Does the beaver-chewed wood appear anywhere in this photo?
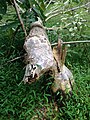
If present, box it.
[23,21,74,94]
[23,21,56,84]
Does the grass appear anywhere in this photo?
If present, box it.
[0,4,90,120]
[0,46,90,120]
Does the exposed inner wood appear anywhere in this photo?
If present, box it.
[23,21,74,94]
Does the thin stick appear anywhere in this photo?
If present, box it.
[13,0,27,37]
[51,40,90,46]
[7,55,25,63]
[0,55,25,68]
[18,80,23,86]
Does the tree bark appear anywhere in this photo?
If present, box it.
[23,21,55,83]
[23,21,74,94]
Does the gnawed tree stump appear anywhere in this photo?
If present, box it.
[23,21,74,94]
[23,21,56,84]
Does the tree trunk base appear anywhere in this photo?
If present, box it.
[23,21,74,94]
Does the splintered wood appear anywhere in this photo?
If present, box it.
[23,21,74,94]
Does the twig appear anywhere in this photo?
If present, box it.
[18,80,23,86]
[51,40,90,46]
[13,0,27,37]
[7,55,25,63]
[0,55,25,69]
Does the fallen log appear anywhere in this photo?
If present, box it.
[23,21,74,94]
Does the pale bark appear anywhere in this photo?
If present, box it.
[23,21,55,84]
[23,21,74,94]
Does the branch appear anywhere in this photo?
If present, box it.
[13,0,27,37]
[51,40,90,46]
[7,55,25,63]
[0,55,25,69]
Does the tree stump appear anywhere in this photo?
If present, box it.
[23,21,56,84]
[23,21,74,94]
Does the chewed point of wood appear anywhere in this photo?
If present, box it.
[23,21,74,94]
